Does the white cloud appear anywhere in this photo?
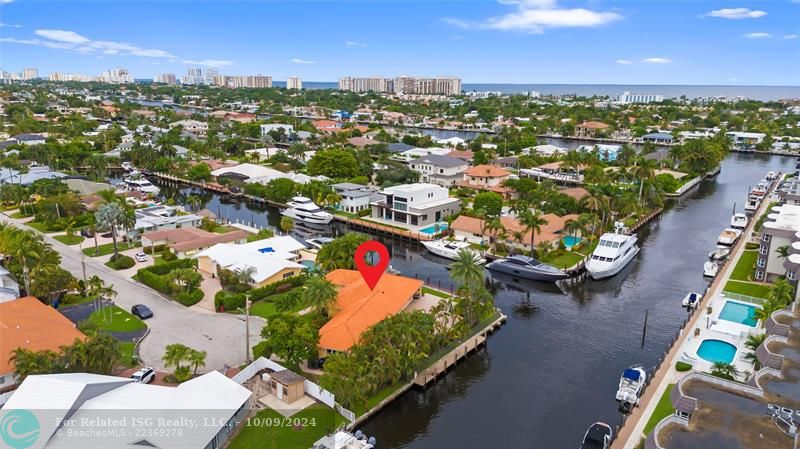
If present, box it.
[291,58,315,64]
[703,8,767,19]
[181,59,233,67]
[783,34,798,40]
[616,59,633,65]
[641,57,672,64]
[742,32,772,39]
[443,0,622,34]
[3,28,233,66]
[0,22,22,28]
[0,0,15,4]
[35,29,90,44]
[345,41,367,47]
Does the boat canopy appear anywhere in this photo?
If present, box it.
[622,368,641,381]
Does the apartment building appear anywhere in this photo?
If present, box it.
[370,183,461,228]
[616,91,664,104]
[338,75,461,96]
[286,76,303,89]
[756,203,800,282]
[154,73,177,84]
[221,75,272,88]
[22,68,38,80]
[338,76,388,93]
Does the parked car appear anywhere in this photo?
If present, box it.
[80,228,95,238]
[131,366,155,384]
[131,304,153,319]
[135,253,148,263]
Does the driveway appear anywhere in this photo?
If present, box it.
[1,213,266,372]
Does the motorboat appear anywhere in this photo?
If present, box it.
[703,261,719,278]
[717,228,742,246]
[752,181,769,197]
[485,255,567,282]
[744,193,761,212]
[281,196,333,225]
[579,422,613,449]
[306,237,334,250]
[312,430,375,449]
[121,161,135,172]
[421,239,485,264]
[586,223,639,280]
[122,176,160,195]
[730,213,748,229]
[387,265,401,275]
[708,247,731,261]
[765,171,778,181]
[615,365,646,412]
[682,292,701,308]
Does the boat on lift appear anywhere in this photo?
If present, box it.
[703,261,719,278]
[717,228,742,246]
[708,247,731,261]
[615,365,647,413]
[579,422,613,449]
[682,292,701,308]
[730,213,748,229]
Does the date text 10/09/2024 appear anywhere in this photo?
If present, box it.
[246,416,318,428]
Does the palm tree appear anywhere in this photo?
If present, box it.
[767,278,793,307]
[162,343,191,370]
[450,249,484,289]
[187,349,207,375]
[632,158,658,207]
[186,195,202,212]
[518,210,548,255]
[743,333,767,370]
[711,362,739,380]
[279,216,294,234]
[302,276,339,316]
[234,265,257,286]
[536,241,553,260]
[95,202,124,259]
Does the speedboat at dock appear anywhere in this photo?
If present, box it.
[615,365,646,413]
[682,292,701,308]
[708,247,731,261]
[717,228,742,246]
[730,213,748,229]
[703,261,719,278]
[579,422,613,449]
[421,239,485,264]
[485,255,567,282]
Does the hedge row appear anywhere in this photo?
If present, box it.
[105,254,135,270]
[137,270,172,294]
[214,275,308,311]
[175,290,204,306]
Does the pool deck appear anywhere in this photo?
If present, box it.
[615,177,779,449]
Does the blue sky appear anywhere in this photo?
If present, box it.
[0,1,798,85]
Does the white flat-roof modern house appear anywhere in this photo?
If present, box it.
[170,119,208,137]
[370,183,461,228]
[726,131,766,151]
[330,182,382,214]
[129,205,203,240]
[195,236,306,288]
[1,371,251,449]
[260,123,294,137]
[409,154,469,186]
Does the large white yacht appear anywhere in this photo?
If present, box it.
[586,223,639,280]
[421,239,485,264]
[122,176,160,195]
[281,196,333,225]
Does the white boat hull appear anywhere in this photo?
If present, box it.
[587,246,640,280]
[281,209,333,225]
[421,241,485,264]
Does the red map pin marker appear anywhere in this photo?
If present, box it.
[354,240,390,291]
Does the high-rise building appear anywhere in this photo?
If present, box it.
[616,91,664,104]
[154,73,177,84]
[339,75,461,96]
[338,76,388,93]
[218,75,272,88]
[49,72,94,82]
[182,68,204,85]
[203,68,219,85]
[22,68,38,80]
[286,77,302,90]
[99,68,133,84]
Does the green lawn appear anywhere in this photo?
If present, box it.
[249,301,278,319]
[730,251,757,281]
[212,225,238,234]
[27,221,57,233]
[53,234,85,245]
[85,305,147,333]
[352,383,405,417]
[643,384,676,435]
[119,341,138,368]
[82,241,142,257]
[227,404,345,449]
[10,210,33,219]
[541,238,598,270]
[422,286,451,299]
[724,281,773,299]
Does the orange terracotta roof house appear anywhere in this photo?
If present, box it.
[451,213,578,247]
[463,164,510,178]
[575,121,611,138]
[457,164,515,199]
[0,296,85,385]
[141,227,248,255]
[560,187,591,201]
[318,270,423,355]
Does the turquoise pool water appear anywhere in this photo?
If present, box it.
[697,339,737,364]
[300,260,318,270]
[419,222,449,235]
[719,301,758,327]
[562,235,582,248]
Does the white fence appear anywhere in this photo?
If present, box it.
[231,357,354,422]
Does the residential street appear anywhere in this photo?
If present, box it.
[1,213,265,372]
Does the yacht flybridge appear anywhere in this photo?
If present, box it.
[586,222,639,280]
[281,196,333,225]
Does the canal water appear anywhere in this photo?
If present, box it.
[149,153,794,449]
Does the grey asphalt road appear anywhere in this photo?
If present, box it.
[1,213,265,372]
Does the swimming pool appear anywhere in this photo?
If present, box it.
[697,339,737,364]
[419,222,449,235]
[719,300,759,327]
[562,235,582,248]
[300,260,319,270]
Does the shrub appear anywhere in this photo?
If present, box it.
[252,341,270,359]
[161,249,177,261]
[745,242,759,250]
[675,361,692,372]
[143,244,167,255]
[357,209,371,217]
[174,366,193,383]
[137,270,172,293]
[248,275,306,301]
[215,290,245,311]
[105,254,135,270]
[174,289,203,306]
[141,258,196,275]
